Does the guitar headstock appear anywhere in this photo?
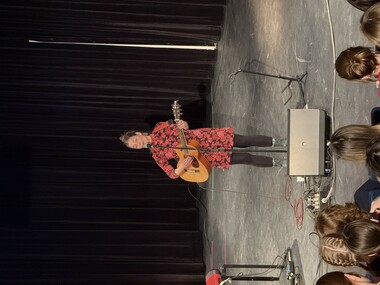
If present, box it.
[171,100,182,122]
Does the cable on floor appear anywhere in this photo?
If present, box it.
[285,176,304,230]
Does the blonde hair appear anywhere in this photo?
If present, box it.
[335,46,378,80]
[330,124,380,161]
[315,203,369,237]
[361,3,380,46]
[320,234,359,266]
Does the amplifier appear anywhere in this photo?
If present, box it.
[288,109,326,176]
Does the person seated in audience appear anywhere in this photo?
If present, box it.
[320,233,380,277]
[316,271,379,285]
[320,234,364,267]
[320,232,380,275]
[342,219,380,258]
[347,0,380,11]
[329,124,380,161]
[329,130,380,214]
[361,3,380,47]
[335,46,380,81]
[315,203,370,237]
[355,137,380,213]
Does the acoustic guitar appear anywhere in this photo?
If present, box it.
[171,100,212,182]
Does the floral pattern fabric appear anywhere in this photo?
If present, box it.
[149,121,234,179]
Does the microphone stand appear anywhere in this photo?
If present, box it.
[232,69,307,106]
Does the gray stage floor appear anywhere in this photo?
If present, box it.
[200,1,380,285]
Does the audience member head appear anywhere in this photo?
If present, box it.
[316,271,374,285]
[329,124,380,161]
[361,3,380,46]
[320,234,360,266]
[366,137,380,177]
[347,0,380,11]
[343,219,380,256]
[335,46,378,81]
[315,203,369,237]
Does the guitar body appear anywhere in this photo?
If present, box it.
[171,100,212,182]
[175,139,212,182]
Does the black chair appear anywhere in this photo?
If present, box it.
[371,107,380,125]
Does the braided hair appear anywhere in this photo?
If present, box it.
[320,234,359,266]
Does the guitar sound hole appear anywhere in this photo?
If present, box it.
[191,158,199,168]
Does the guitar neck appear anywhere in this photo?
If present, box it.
[178,129,188,148]
[175,121,189,154]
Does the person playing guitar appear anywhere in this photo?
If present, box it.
[119,101,286,182]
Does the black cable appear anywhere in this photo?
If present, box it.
[187,183,212,253]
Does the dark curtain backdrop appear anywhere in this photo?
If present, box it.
[0,0,225,45]
[0,1,225,284]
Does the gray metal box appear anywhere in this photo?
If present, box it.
[288,109,326,176]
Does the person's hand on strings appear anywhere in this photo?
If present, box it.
[175,156,193,175]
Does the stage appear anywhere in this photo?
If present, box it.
[199,1,376,284]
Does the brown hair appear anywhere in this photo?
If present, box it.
[119,130,149,148]
[315,203,369,237]
[361,3,380,46]
[316,271,354,285]
[366,137,380,177]
[329,124,380,161]
[343,219,380,256]
[320,234,360,266]
[335,46,378,80]
[347,0,380,11]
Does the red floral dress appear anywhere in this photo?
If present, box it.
[149,121,234,179]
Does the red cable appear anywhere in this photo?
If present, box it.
[284,176,304,230]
